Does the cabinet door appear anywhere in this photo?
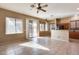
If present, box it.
[70,21,76,29]
[77,21,79,28]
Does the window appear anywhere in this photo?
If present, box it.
[40,24,45,31]
[6,17,23,34]
[50,24,55,30]
[6,17,16,34]
[15,19,23,33]
[45,23,48,31]
[40,23,49,31]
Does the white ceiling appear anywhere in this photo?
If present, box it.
[0,3,79,20]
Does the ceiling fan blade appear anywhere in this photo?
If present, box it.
[40,8,46,12]
[38,3,41,7]
[30,5,35,8]
[41,4,48,8]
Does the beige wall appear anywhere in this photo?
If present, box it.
[71,15,79,21]
[60,17,70,23]
[0,8,41,43]
[48,19,56,24]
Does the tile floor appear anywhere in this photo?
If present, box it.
[0,37,79,55]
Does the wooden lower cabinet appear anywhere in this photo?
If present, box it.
[39,31,51,37]
[69,32,79,39]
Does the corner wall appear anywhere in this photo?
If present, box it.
[0,8,41,43]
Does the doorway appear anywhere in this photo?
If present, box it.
[28,20,38,38]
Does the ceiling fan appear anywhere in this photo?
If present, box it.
[30,3,48,13]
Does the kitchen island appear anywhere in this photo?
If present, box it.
[51,30,69,42]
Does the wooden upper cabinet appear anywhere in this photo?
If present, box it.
[70,21,76,29]
[70,20,79,30]
[70,20,79,39]
[76,21,79,29]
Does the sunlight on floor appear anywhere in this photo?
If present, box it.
[19,41,50,51]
